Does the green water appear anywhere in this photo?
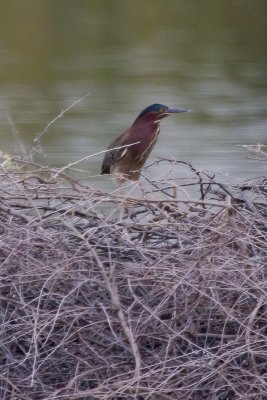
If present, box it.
[0,0,266,190]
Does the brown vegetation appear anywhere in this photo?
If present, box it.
[0,156,266,400]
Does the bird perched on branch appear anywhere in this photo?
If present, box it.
[101,103,188,185]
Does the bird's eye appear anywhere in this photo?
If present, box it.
[159,108,165,113]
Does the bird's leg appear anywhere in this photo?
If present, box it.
[137,180,146,199]
[115,177,132,219]
[119,201,129,220]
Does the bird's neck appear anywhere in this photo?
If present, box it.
[133,113,161,129]
[131,117,160,142]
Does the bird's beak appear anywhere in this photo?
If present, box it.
[167,108,190,114]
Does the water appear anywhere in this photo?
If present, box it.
[0,0,266,191]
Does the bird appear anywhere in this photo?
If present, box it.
[101,103,188,185]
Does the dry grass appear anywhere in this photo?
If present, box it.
[0,156,266,400]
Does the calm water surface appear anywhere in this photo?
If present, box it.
[0,1,266,190]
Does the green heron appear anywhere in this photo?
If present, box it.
[101,103,188,185]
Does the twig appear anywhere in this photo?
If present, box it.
[115,194,232,209]
[52,142,140,179]
[22,93,90,159]
[6,112,26,156]
[90,244,142,380]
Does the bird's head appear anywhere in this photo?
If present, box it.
[135,103,189,123]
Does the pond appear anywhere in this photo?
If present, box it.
[0,0,266,191]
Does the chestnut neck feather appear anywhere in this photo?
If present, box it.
[131,115,160,140]
[133,112,166,126]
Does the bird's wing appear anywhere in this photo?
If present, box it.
[101,131,133,175]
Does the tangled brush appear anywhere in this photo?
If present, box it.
[0,156,266,400]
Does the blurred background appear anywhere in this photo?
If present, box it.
[0,0,266,189]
